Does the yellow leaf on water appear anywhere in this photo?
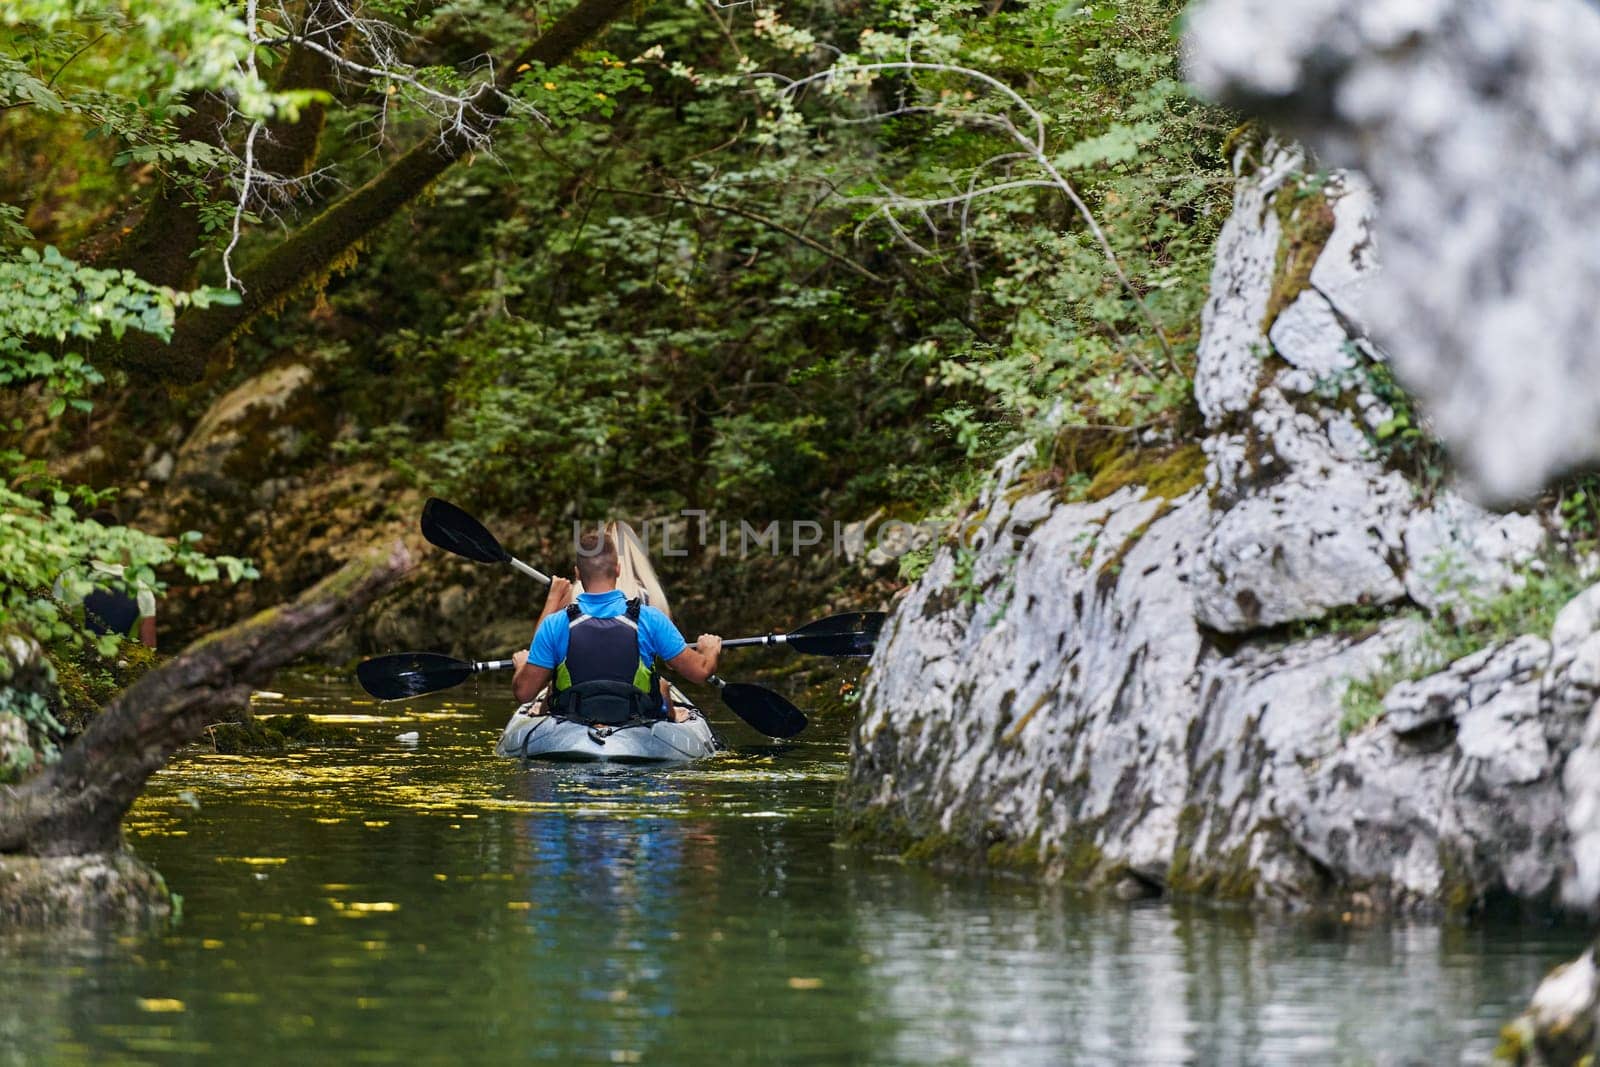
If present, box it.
[137,998,186,1013]
[787,977,823,990]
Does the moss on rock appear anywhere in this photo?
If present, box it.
[1087,444,1206,502]
[205,712,357,754]
[49,640,160,735]
[1262,178,1337,332]
[0,852,172,928]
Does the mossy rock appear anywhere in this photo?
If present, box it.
[1262,177,1337,333]
[205,712,357,755]
[0,852,172,928]
[1086,443,1206,502]
[49,639,160,735]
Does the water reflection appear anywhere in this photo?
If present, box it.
[836,867,1587,1066]
[0,685,1584,1065]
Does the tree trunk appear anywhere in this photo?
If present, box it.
[253,0,348,182]
[95,92,229,288]
[99,3,347,291]
[120,0,644,380]
[0,540,414,857]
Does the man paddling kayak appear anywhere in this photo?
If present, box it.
[511,529,723,724]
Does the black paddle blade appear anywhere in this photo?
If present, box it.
[786,611,886,657]
[719,683,808,739]
[421,497,511,565]
[785,630,879,657]
[792,611,886,638]
[357,651,475,700]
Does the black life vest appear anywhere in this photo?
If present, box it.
[83,587,140,637]
[550,597,663,725]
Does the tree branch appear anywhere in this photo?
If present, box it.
[598,185,889,285]
[122,0,643,380]
[0,541,415,857]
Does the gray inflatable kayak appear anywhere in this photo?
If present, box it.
[496,697,720,763]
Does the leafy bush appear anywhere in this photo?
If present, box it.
[0,243,255,648]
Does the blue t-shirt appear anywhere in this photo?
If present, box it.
[528,589,688,670]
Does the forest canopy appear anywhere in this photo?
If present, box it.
[1,0,1231,657]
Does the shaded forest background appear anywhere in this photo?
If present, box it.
[1,0,1231,750]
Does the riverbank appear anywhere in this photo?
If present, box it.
[840,137,1594,918]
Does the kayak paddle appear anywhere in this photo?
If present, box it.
[707,676,807,738]
[356,650,810,739]
[414,499,814,736]
[721,611,885,658]
[421,497,550,583]
[356,651,516,701]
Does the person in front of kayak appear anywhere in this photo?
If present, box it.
[510,529,722,724]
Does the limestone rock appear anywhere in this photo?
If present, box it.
[1189,143,1415,632]
[1186,0,1600,505]
[1498,947,1600,1067]
[1402,492,1546,612]
[846,456,1591,911]
[1192,143,1297,424]
[845,130,1586,917]
[170,363,317,494]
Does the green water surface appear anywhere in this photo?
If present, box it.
[0,680,1587,1065]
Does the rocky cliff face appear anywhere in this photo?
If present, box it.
[1179,4,1600,1054]
[842,138,1594,915]
[1185,0,1600,507]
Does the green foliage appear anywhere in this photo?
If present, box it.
[0,244,234,416]
[0,243,251,647]
[1339,560,1592,736]
[2,0,320,122]
[949,546,981,605]
[0,687,63,782]
[511,52,648,126]
[46,633,157,733]
[1316,348,1447,485]
[3,0,1235,645]
[316,0,1229,531]
[1556,474,1600,549]
[1338,651,1417,737]
[0,476,258,652]
[897,545,935,582]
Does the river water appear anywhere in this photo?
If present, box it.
[0,680,1587,1065]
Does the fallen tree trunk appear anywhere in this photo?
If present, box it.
[0,540,413,857]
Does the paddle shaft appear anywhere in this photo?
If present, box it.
[721,634,794,649]
[509,558,550,583]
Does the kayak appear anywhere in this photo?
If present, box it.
[493,519,722,763]
[495,693,720,764]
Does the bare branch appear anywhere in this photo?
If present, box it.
[761,59,1179,374]
[598,185,889,284]
[212,0,552,291]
